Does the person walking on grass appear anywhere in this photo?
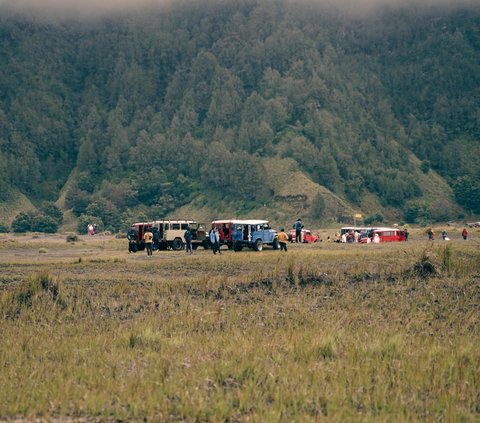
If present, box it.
[278,228,289,252]
[462,227,468,240]
[184,225,193,254]
[143,227,153,257]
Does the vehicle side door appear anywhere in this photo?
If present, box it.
[381,231,392,242]
[254,224,272,243]
[250,225,261,243]
[232,224,243,241]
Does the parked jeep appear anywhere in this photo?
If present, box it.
[127,220,207,252]
[127,222,152,252]
[212,219,279,252]
[151,219,208,250]
[288,228,319,243]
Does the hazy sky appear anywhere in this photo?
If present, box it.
[0,0,476,19]
[0,0,166,18]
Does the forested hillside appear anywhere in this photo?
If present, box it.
[0,0,479,232]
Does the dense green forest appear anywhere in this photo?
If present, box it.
[0,0,479,232]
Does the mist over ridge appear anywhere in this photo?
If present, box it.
[0,0,478,20]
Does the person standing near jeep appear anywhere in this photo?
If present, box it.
[293,218,303,243]
[184,225,193,254]
[278,228,289,252]
[209,226,221,254]
[152,227,160,250]
[143,228,153,257]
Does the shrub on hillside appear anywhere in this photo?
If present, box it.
[404,201,431,224]
[65,187,91,216]
[11,211,58,233]
[32,215,58,233]
[11,212,33,232]
[311,193,326,219]
[364,213,384,225]
[453,175,480,214]
[39,201,64,224]
[421,160,431,174]
[85,199,120,231]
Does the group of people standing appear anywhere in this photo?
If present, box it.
[139,220,473,257]
[141,219,302,257]
[431,227,469,241]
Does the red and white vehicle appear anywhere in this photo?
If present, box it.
[289,228,319,243]
[360,227,406,243]
[340,226,374,236]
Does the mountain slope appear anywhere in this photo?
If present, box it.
[0,0,479,230]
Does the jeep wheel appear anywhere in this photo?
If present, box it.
[202,239,211,250]
[272,238,280,250]
[254,239,263,252]
[172,238,183,251]
[233,241,243,252]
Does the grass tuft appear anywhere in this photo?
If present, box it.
[2,270,66,319]
[442,243,453,273]
[66,233,78,242]
[410,250,439,279]
[316,339,336,360]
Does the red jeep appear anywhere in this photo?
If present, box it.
[360,227,406,243]
[127,222,152,252]
[289,228,319,243]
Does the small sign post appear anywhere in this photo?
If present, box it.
[354,213,362,226]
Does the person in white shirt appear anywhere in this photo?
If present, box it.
[209,226,221,254]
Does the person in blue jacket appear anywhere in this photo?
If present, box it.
[293,218,303,243]
[184,225,193,254]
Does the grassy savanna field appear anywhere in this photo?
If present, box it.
[0,229,479,422]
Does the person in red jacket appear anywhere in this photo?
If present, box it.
[428,228,435,241]
[462,227,468,240]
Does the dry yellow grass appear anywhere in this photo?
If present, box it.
[0,233,479,421]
